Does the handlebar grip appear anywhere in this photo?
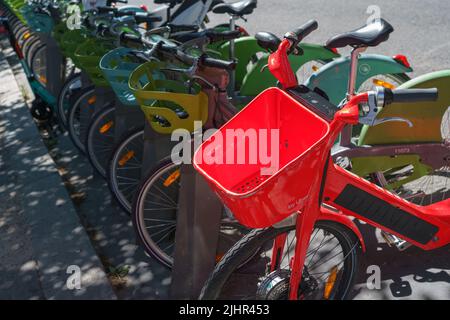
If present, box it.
[134,12,163,24]
[97,6,117,14]
[106,0,127,4]
[201,56,236,71]
[206,30,241,43]
[115,10,135,17]
[385,88,439,104]
[288,20,318,42]
[167,23,199,33]
[120,32,142,45]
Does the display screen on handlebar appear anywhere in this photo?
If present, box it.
[288,85,340,122]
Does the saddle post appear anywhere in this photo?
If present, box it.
[227,13,237,96]
[347,46,367,100]
[341,45,367,146]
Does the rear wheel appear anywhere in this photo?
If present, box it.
[85,104,116,178]
[67,86,96,154]
[132,157,250,268]
[107,127,144,213]
[56,73,82,129]
[30,44,48,88]
[200,220,360,300]
[372,105,450,206]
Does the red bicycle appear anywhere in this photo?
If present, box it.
[193,20,449,300]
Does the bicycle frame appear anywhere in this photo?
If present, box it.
[259,37,450,300]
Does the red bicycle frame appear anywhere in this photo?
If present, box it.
[269,39,450,300]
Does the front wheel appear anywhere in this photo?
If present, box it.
[200,220,361,300]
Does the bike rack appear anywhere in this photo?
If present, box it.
[129,61,224,298]
[40,32,63,98]
[170,157,223,299]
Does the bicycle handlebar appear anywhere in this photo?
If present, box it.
[120,33,236,71]
[384,88,438,105]
[106,0,127,5]
[201,55,237,70]
[206,29,241,43]
[120,32,142,45]
[285,20,318,43]
[167,23,199,33]
[134,12,163,24]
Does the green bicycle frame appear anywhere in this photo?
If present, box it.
[352,70,450,187]
[216,37,340,95]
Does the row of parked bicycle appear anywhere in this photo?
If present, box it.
[1,0,449,300]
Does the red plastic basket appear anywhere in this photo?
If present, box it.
[193,87,331,228]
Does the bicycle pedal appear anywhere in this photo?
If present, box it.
[381,231,411,251]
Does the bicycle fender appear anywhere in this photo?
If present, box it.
[216,36,265,89]
[238,43,339,96]
[318,205,366,252]
[305,54,413,105]
[359,69,450,145]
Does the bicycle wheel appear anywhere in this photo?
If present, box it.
[56,73,82,129]
[296,59,329,85]
[30,43,48,88]
[373,106,450,206]
[358,73,410,93]
[132,157,250,268]
[107,127,144,213]
[200,220,360,300]
[67,86,96,154]
[23,35,40,64]
[85,103,116,178]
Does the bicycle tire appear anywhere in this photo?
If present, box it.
[56,72,82,129]
[200,220,361,300]
[107,126,144,213]
[85,103,116,178]
[67,86,95,154]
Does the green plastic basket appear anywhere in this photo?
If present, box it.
[74,38,114,86]
[21,5,54,34]
[100,47,142,106]
[129,61,209,134]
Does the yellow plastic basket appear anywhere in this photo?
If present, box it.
[129,61,208,134]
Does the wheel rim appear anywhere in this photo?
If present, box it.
[31,45,47,88]
[136,161,180,266]
[87,106,116,177]
[373,106,450,206]
[134,162,250,268]
[69,89,96,153]
[110,130,144,212]
[58,75,82,128]
[216,224,357,300]
[296,60,326,84]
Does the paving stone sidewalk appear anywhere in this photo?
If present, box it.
[0,36,116,299]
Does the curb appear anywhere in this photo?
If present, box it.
[0,35,116,299]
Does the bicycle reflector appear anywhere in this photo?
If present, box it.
[372,78,396,89]
[163,169,180,187]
